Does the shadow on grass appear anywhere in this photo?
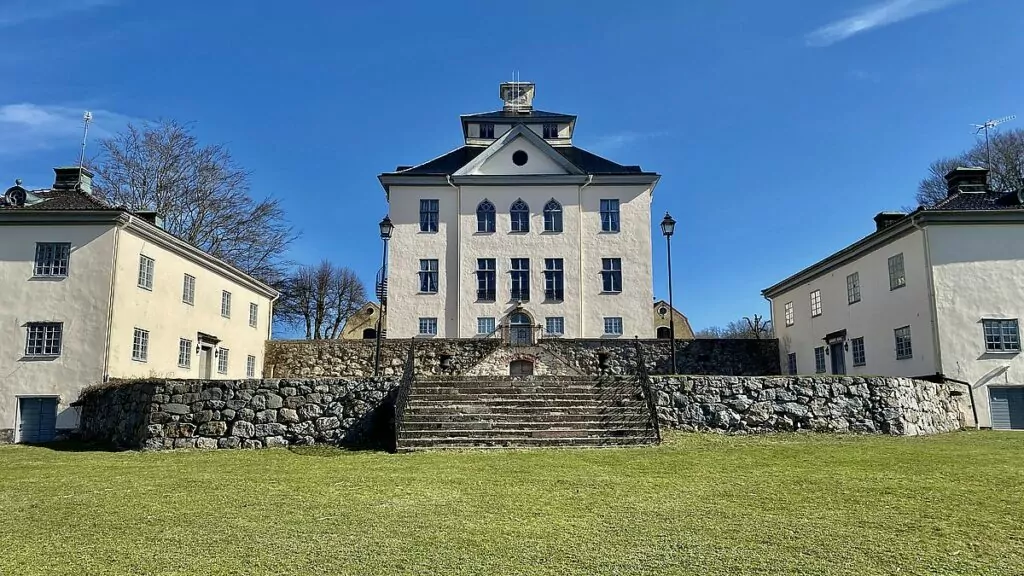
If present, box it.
[21,439,126,453]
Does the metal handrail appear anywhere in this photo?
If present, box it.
[392,339,416,451]
[633,338,662,442]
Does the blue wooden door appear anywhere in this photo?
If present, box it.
[989,387,1024,430]
[18,397,58,443]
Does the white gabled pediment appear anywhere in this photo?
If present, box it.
[454,125,583,177]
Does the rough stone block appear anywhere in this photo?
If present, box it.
[279,408,299,423]
[265,393,284,409]
[164,422,196,438]
[218,437,241,449]
[195,437,218,449]
[197,421,228,437]
[250,395,267,411]
[255,423,287,437]
[222,408,236,421]
[147,424,164,438]
[316,416,341,431]
[241,439,262,449]
[163,403,190,415]
[232,421,255,438]
[194,410,214,424]
[237,408,255,422]
[255,409,278,424]
[265,436,288,448]
[298,403,323,421]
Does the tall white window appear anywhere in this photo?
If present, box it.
[132,328,149,362]
[543,199,563,232]
[510,199,530,232]
[477,317,495,335]
[888,253,905,290]
[604,317,623,336]
[249,303,259,328]
[810,290,822,317]
[600,199,620,232]
[138,255,154,290]
[34,243,70,277]
[476,259,496,301]
[25,322,63,356]
[847,272,861,304]
[895,326,912,359]
[601,258,622,293]
[510,258,530,301]
[544,258,564,300]
[542,123,559,138]
[218,348,229,374]
[784,301,794,326]
[221,291,232,318]
[246,355,256,378]
[178,338,192,368]
[419,259,439,293]
[182,274,195,305]
[476,199,495,233]
[851,337,866,366]
[419,199,439,232]
[814,346,826,373]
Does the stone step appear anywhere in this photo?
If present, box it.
[407,397,643,407]
[396,435,658,450]
[398,427,652,439]
[408,392,626,402]
[402,413,650,424]
[411,385,636,395]
[404,405,647,416]
[402,419,652,431]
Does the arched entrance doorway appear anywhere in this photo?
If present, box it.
[510,359,535,376]
[657,326,671,339]
[508,311,533,345]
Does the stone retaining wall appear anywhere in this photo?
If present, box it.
[650,375,970,435]
[265,338,780,378]
[77,378,399,450]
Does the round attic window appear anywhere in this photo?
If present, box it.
[658,306,668,317]
[512,150,529,166]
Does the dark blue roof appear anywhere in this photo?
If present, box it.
[926,190,1024,211]
[391,145,647,176]
[461,109,575,121]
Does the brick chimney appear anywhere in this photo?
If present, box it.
[873,212,906,231]
[944,166,988,196]
[52,166,93,194]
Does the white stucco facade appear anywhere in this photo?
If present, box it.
[380,83,659,340]
[765,194,1024,428]
[0,202,277,442]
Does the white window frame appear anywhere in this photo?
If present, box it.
[246,354,256,378]
[221,290,232,318]
[982,319,1020,353]
[418,317,438,336]
[178,338,192,368]
[477,317,495,335]
[888,253,905,290]
[249,302,259,328]
[847,272,861,305]
[34,242,71,277]
[138,255,154,290]
[895,326,913,359]
[784,301,794,326]
[132,328,149,362]
[810,290,822,317]
[603,317,623,336]
[851,337,866,366]
[218,348,229,374]
[25,322,63,357]
[182,274,195,305]
[545,317,565,336]
[814,346,826,373]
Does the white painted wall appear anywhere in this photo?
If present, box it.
[770,228,937,377]
[928,223,1024,428]
[107,226,274,380]
[0,224,116,437]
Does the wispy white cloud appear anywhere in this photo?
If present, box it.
[805,0,965,47]
[584,131,667,154]
[0,0,119,28]
[0,103,141,155]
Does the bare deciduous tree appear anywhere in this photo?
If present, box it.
[695,314,774,339]
[915,129,1024,207]
[91,119,295,283]
[277,261,368,339]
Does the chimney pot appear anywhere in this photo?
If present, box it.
[52,166,93,194]
[873,212,906,232]
[943,166,988,196]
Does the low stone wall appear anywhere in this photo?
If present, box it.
[77,378,399,450]
[265,338,780,378]
[650,375,969,435]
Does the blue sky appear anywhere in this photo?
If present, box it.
[2,0,1022,332]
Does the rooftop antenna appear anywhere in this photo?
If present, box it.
[972,114,1015,167]
[78,110,93,180]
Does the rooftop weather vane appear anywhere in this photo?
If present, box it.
[78,111,93,177]
[972,114,1015,167]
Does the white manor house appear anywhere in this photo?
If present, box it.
[378,82,661,340]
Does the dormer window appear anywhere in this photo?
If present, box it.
[543,123,558,139]
[480,123,495,138]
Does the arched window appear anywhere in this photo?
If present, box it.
[476,199,495,233]
[543,199,562,232]
[510,199,529,232]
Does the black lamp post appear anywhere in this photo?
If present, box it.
[373,215,393,377]
[660,212,677,374]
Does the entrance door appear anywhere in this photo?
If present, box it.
[830,342,846,375]
[510,359,534,377]
[18,397,57,443]
[990,387,1024,430]
[199,345,214,379]
[508,312,533,346]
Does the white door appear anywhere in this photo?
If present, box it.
[199,346,214,379]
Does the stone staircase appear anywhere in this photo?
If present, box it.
[395,376,659,451]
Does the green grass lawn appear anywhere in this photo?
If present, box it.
[1,431,1022,575]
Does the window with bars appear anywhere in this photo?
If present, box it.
[480,123,494,138]
[132,328,149,362]
[543,199,562,232]
[544,258,564,300]
[542,123,559,138]
[477,317,495,335]
[246,355,256,378]
[545,317,565,336]
[249,303,258,328]
[418,317,438,336]
[221,291,232,318]
[25,322,62,356]
[476,258,496,301]
[784,301,794,326]
[600,199,620,232]
[601,258,622,293]
[787,353,797,375]
[888,253,905,290]
[34,243,70,277]
[851,337,866,366]
[476,199,495,233]
[895,326,912,359]
[847,272,861,304]
[419,199,439,232]
[218,348,229,374]
[603,317,623,336]
[178,338,192,368]
[182,274,195,305]
[510,199,530,232]
[814,346,826,373]
[810,289,822,317]
[138,255,154,290]
[983,319,1020,352]
[419,259,438,293]
[511,258,530,301]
